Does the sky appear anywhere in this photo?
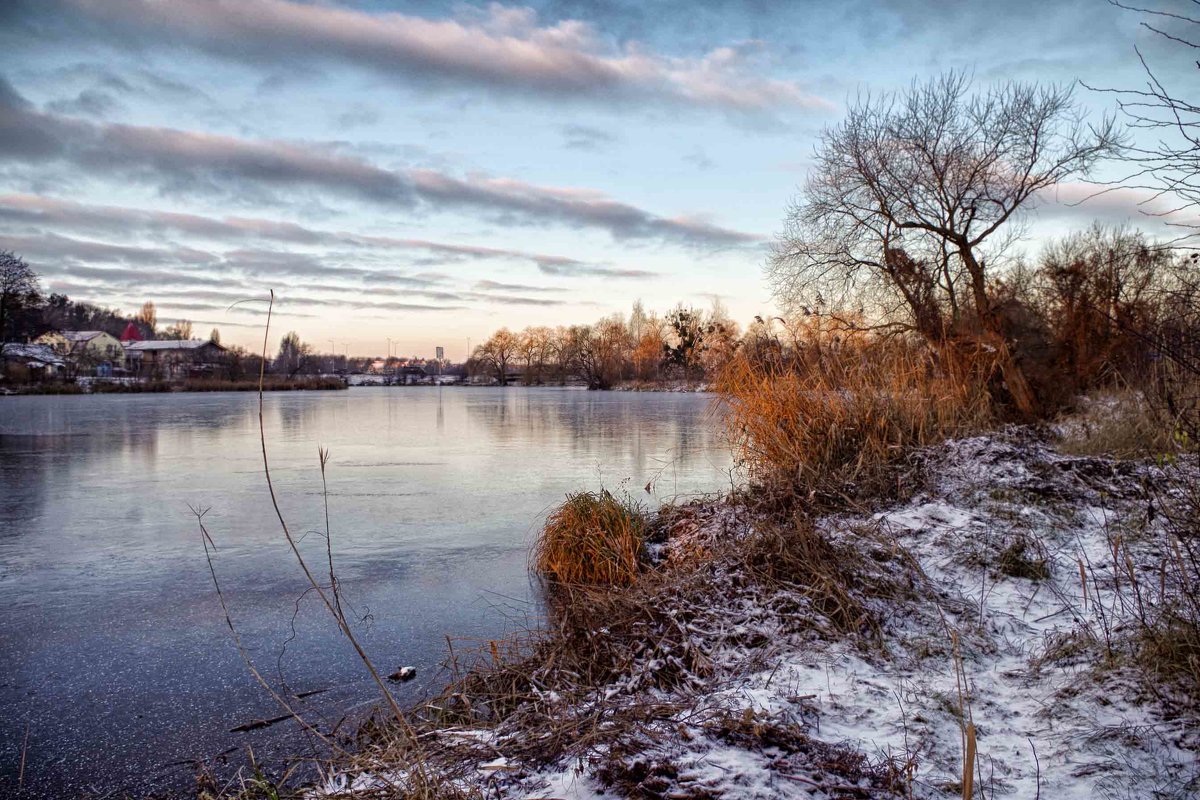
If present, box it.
[0,0,1194,358]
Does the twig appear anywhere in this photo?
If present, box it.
[18,721,29,794]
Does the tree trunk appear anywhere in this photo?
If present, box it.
[959,245,1036,417]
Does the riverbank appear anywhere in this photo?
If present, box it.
[308,427,1198,799]
[2,376,348,395]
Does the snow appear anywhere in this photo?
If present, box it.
[315,431,1199,799]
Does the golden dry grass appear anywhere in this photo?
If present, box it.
[713,326,995,506]
[533,490,648,586]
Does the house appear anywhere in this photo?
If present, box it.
[36,330,126,376]
[1,343,67,383]
[124,339,229,379]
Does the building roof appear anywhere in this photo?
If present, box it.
[2,343,66,366]
[60,330,110,343]
[124,339,226,352]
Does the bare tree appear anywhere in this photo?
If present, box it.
[136,301,158,336]
[768,72,1122,342]
[162,319,194,340]
[473,328,518,385]
[1097,1,1200,231]
[276,331,312,377]
[515,326,553,385]
[0,251,40,342]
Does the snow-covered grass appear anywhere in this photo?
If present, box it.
[312,430,1199,800]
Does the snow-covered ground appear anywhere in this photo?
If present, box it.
[317,430,1199,799]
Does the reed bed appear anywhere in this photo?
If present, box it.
[713,328,995,507]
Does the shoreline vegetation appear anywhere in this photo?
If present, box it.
[195,319,1200,799]
[2,377,709,396]
[2,376,349,395]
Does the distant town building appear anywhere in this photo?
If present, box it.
[124,339,228,379]
[1,343,67,382]
[36,330,125,376]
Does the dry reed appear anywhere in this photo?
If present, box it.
[532,490,648,586]
[714,325,994,507]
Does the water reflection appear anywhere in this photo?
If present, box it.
[0,387,731,798]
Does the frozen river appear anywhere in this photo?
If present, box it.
[0,386,732,798]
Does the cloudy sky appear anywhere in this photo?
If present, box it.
[0,0,1192,357]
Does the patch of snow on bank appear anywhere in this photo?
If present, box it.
[318,431,1198,799]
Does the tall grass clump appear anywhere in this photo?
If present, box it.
[533,490,648,586]
[715,319,995,507]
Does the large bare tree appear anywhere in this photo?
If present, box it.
[768,73,1123,342]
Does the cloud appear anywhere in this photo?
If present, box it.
[57,0,830,113]
[474,279,564,293]
[472,294,566,306]
[45,88,123,117]
[407,169,761,244]
[1034,182,1197,227]
[5,228,576,314]
[0,231,217,266]
[0,80,761,245]
[536,261,656,278]
[683,149,715,170]
[0,194,668,275]
[560,124,617,151]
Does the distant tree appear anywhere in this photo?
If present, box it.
[162,319,193,340]
[275,331,312,377]
[565,324,601,389]
[633,321,666,381]
[209,327,221,345]
[517,326,553,385]
[628,299,649,342]
[592,314,632,389]
[0,251,42,342]
[700,300,740,376]
[473,328,518,385]
[663,305,706,380]
[136,301,158,336]
[546,326,571,384]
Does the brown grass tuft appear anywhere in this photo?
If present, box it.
[533,490,648,586]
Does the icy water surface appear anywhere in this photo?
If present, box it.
[0,387,732,798]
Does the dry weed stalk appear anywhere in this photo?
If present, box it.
[255,292,411,733]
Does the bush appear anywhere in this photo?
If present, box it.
[714,323,993,507]
[533,491,648,586]
[1057,387,1183,458]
